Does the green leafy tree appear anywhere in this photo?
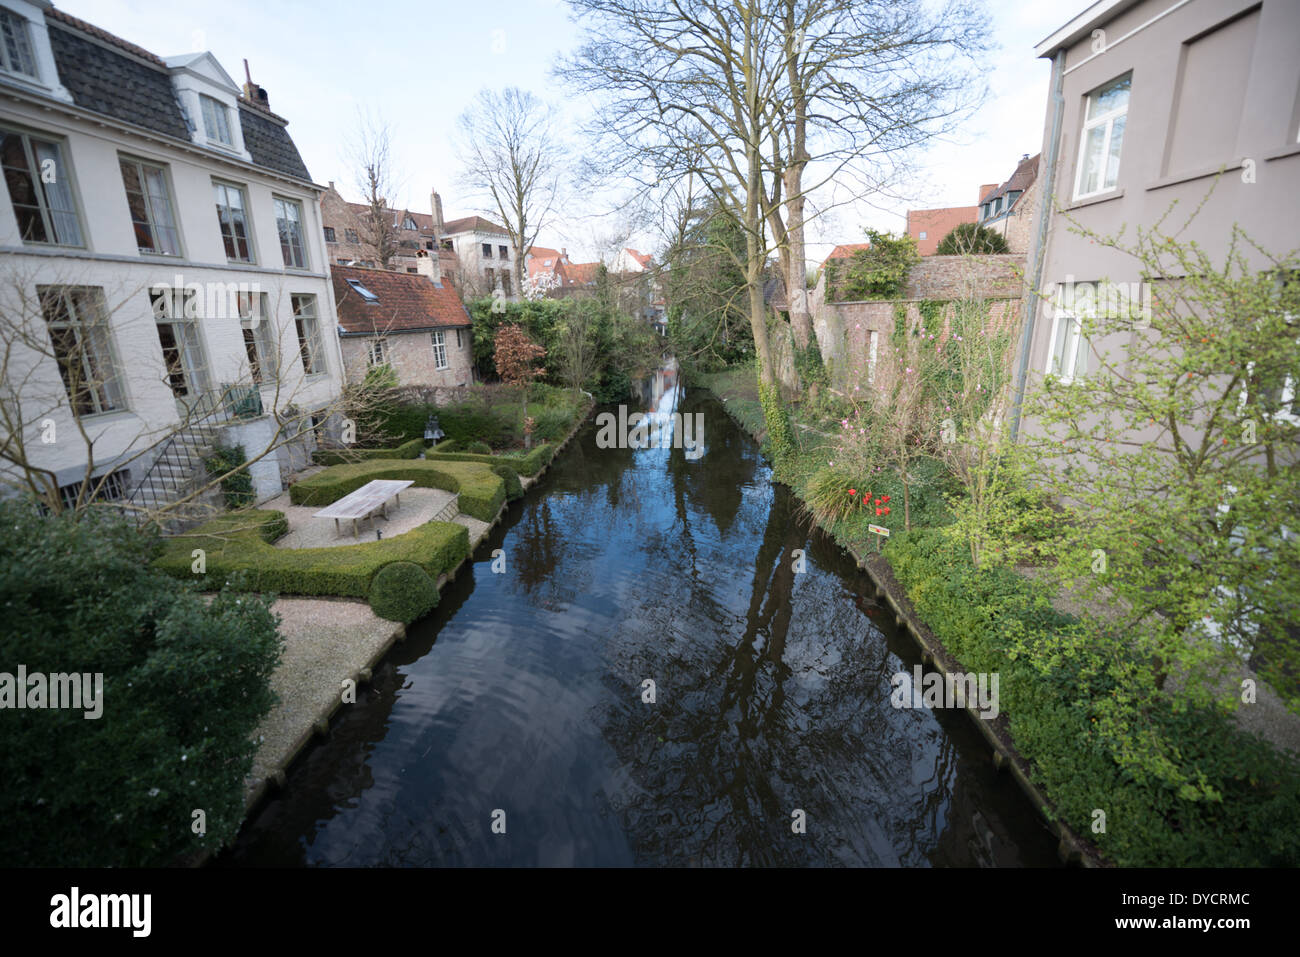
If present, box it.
[830,229,921,301]
[1020,214,1300,797]
[935,221,1010,255]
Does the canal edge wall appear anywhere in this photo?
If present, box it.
[704,384,1104,868]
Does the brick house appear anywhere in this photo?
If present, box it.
[331,250,474,389]
[975,153,1040,254]
[319,183,440,273]
[442,214,515,300]
[905,206,978,255]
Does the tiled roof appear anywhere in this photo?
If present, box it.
[46,8,165,66]
[442,215,509,236]
[46,23,190,141]
[566,262,600,285]
[39,11,312,183]
[526,246,564,278]
[820,242,871,270]
[982,154,1040,207]
[332,265,471,335]
[625,248,653,267]
[906,206,978,256]
[238,104,311,181]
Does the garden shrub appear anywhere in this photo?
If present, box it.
[155,509,469,598]
[205,443,255,509]
[490,462,524,500]
[369,561,439,623]
[885,528,1300,867]
[288,460,505,521]
[0,500,281,866]
[467,441,493,455]
[532,405,574,442]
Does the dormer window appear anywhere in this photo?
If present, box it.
[0,9,37,78]
[200,94,232,146]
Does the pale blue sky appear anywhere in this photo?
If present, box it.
[61,0,1080,262]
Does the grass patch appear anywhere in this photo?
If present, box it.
[289,460,506,521]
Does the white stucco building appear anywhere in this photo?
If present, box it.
[0,1,346,514]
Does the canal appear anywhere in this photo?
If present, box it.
[220,387,1059,866]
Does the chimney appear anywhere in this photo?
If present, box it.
[431,189,444,230]
[241,59,269,110]
[978,183,999,203]
[560,247,567,261]
[415,248,442,285]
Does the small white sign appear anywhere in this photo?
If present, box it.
[868,524,890,537]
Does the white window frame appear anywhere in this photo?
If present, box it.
[40,286,126,417]
[213,180,255,263]
[1073,73,1131,200]
[1046,290,1089,383]
[119,155,181,256]
[1,126,84,246]
[367,337,388,367]
[200,94,233,147]
[431,329,449,370]
[273,195,308,270]
[291,294,325,377]
[238,292,278,385]
[0,7,38,78]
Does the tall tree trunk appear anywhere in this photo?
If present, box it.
[783,166,814,350]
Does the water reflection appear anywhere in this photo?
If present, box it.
[219,381,1058,867]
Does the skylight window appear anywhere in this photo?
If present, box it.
[346,278,379,303]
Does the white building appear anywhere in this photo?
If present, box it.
[439,214,517,300]
[0,1,346,516]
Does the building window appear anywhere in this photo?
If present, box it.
[0,9,38,78]
[52,469,127,513]
[345,228,359,244]
[323,226,336,243]
[501,273,512,297]
[291,294,324,376]
[200,94,233,146]
[345,278,379,303]
[40,287,124,416]
[455,329,463,349]
[425,240,434,250]
[238,292,277,384]
[918,231,927,240]
[119,157,179,256]
[1074,73,1130,199]
[406,267,418,273]
[1,128,83,246]
[482,242,493,258]
[367,338,388,367]
[431,329,448,370]
[402,216,418,230]
[1047,292,1089,383]
[441,239,453,251]
[274,196,307,269]
[498,245,509,259]
[213,181,253,262]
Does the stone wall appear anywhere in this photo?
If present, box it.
[812,254,1025,392]
[340,327,475,389]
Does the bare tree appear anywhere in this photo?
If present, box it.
[347,112,401,270]
[766,0,988,360]
[456,88,564,294]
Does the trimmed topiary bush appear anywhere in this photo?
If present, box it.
[369,561,439,623]
[491,462,524,500]
[288,460,506,521]
[425,442,555,477]
[467,440,493,455]
[312,437,425,466]
[154,510,469,598]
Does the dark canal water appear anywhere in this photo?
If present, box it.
[220,388,1059,867]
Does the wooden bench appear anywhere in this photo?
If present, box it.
[312,479,414,538]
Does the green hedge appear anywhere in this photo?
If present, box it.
[885,528,1300,867]
[312,437,424,466]
[288,460,506,521]
[154,510,469,599]
[425,442,555,477]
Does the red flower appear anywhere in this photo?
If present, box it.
[882,495,890,504]
[883,506,891,515]
[848,489,857,497]
[875,507,883,516]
